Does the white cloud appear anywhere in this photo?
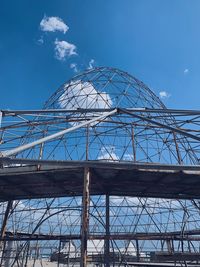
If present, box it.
[40,15,69,34]
[59,80,112,109]
[54,39,77,60]
[59,80,112,126]
[98,146,119,161]
[88,59,95,69]
[184,68,189,74]
[70,63,78,73]
[159,91,171,99]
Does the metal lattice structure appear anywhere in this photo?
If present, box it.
[1,67,200,266]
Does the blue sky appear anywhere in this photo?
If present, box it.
[0,0,200,110]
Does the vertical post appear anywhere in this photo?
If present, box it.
[161,240,164,251]
[0,201,13,240]
[166,240,172,254]
[105,194,110,267]
[136,239,140,262]
[85,125,89,161]
[4,240,13,267]
[188,240,191,253]
[171,239,174,253]
[81,167,90,267]
[24,241,30,267]
[131,126,136,162]
[173,132,182,164]
[0,200,13,265]
[67,240,70,267]
[57,240,61,267]
[37,142,44,171]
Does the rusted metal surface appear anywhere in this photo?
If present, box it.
[105,194,110,267]
[81,167,90,267]
[0,163,200,200]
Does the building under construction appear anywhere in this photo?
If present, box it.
[1,67,200,266]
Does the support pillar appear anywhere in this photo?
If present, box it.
[57,240,62,267]
[166,240,173,254]
[4,240,13,267]
[136,239,140,262]
[0,201,13,240]
[0,200,13,265]
[105,194,110,267]
[81,167,90,267]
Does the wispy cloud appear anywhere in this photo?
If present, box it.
[184,68,189,74]
[88,59,95,69]
[37,36,44,45]
[159,91,171,99]
[54,39,77,60]
[40,15,69,34]
[70,63,78,73]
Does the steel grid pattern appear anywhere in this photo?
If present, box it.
[0,67,200,266]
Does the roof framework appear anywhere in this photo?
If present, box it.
[1,67,200,266]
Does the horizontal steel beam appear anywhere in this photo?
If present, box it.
[2,107,200,116]
[1,158,200,172]
[3,229,200,241]
[0,109,117,157]
[121,108,200,142]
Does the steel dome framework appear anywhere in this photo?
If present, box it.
[1,67,200,266]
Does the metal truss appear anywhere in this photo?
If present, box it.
[0,67,200,266]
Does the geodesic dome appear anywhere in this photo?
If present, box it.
[17,67,197,165]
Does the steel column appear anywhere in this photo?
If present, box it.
[0,201,13,266]
[4,240,13,267]
[105,194,110,267]
[0,201,13,240]
[81,167,90,267]
[136,239,140,262]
